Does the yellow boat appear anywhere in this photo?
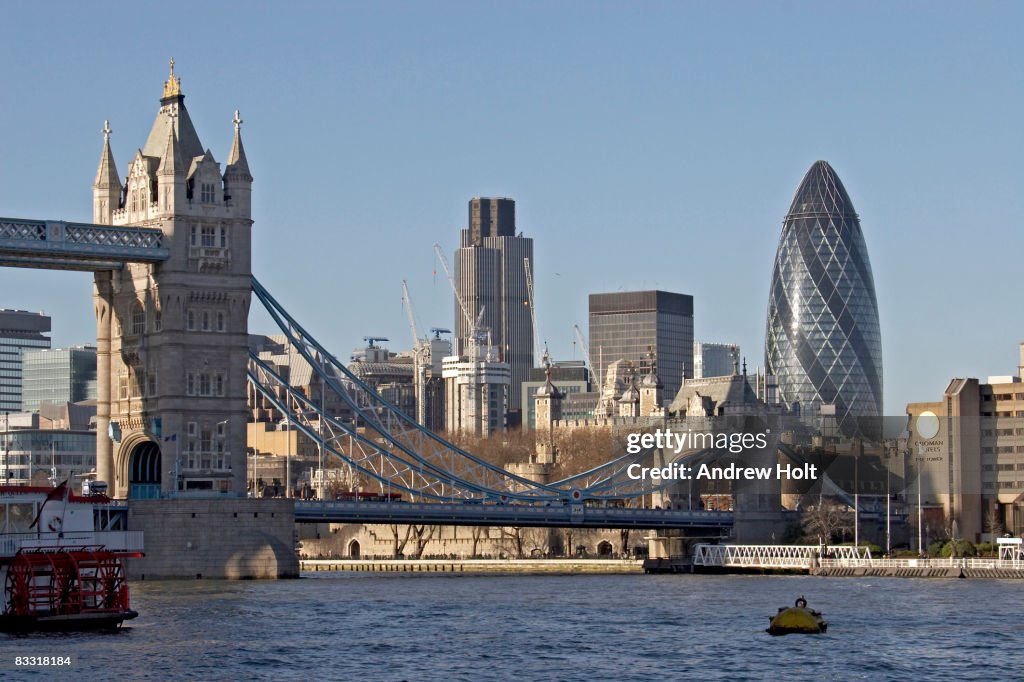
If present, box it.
[767,596,827,635]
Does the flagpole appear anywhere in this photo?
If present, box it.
[59,478,70,538]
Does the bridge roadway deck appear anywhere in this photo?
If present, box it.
[294,500,734,530]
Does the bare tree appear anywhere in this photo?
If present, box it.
[985,507,1005,538]
[549,427,618,479]
[410,525,438,558]
[470,526,488,558]
[801,504,853,544]
[522,527,553,557]
[390,524,413,558]
[497,526,525,558]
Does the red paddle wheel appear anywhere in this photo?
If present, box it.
[1,546,142,632]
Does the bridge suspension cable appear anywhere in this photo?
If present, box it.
[248,276,679,502]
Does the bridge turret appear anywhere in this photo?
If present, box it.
[224,110,252,216]
[92,120,122,224]
[157,121,186,215]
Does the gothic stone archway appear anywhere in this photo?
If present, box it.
[128,440,162,499]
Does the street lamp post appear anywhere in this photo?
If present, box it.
[174,435,180,497]
[886,459,891,555]
[215,420,229,494]
[2,412,8,482]
[854,452,859,548]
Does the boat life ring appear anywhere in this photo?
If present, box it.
[48,516,63,532]
[795,596,807,609]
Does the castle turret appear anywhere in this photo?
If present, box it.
[617,368,640,418]
[533,351,563,465]
[92,121,121,224]
[639,347,664,417]
[639,370,663,417]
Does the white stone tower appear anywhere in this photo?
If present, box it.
[91,60,253,498]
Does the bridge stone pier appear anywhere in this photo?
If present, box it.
[91,61,253,499]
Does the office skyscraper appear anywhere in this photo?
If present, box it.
[765,160,882,436]
[588,290,694,401]
[0,309,51,413]
[453,197,534,418]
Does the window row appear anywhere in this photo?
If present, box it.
[186,372,226,397]
[184,421,229,470]
[190,225,229,248]
[129,187,149,212]
[118,368,157,400]
[186,308,228,333]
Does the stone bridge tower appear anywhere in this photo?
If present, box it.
[92,60,252,498]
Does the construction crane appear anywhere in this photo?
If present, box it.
[433,243,491,360]
[433,243,496,429]
[433,244,473,331]
[574,324,601,394]
[363,336,389,347]
[523,256,544,366]
[402,280,430,425]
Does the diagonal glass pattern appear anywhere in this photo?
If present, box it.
[765,161,882,437]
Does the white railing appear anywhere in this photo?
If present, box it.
[692,544,1024,571]
[693,544,869,569]
[819,556,1023,570]
[0,530,144,556]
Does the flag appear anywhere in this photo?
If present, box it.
[29,479,70,529]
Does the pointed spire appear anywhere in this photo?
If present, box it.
[158,113,184,175]
[93,120,120,189]
[163,57,182,99]
[225,110,251,179]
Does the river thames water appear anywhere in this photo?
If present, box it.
[1,572,1021,680]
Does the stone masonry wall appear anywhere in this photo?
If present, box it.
[128,498,298,579]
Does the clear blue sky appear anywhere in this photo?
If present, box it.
[1,1,1021,413]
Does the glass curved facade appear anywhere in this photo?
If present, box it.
[765,161,882,437]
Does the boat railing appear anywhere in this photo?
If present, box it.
[0,530,144,556]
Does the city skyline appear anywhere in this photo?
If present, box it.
[0,3,1021,414]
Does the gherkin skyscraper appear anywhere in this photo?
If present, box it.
[765,161,882,437]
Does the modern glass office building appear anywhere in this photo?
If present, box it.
[21,346,98,412]
[765,161,882,437]
[589,290,694,401]
[0,310,51,414]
